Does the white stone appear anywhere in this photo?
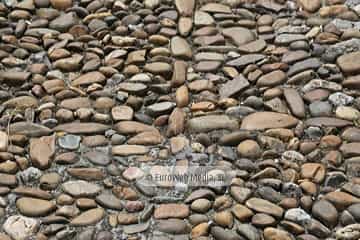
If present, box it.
[3,215,39,240]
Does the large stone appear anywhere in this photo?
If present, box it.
[283,88,305,118]
[71,71,106,86]
[264,227,293,240]
[29,135,55,169]
[299,0,321,12]
[112,145,149,156]
[241,112,299,130]
[115,121,158,135]
[3,96,38,109]
[171,37,192,59]
[312,200,338,228]
[219,74,249,99]
[188,115,239,133]
[54,123,110,134]
[70,208,104,226]
[305,117,353,127]
[3,215,39,240]
[337,51,360,75]
[175,0,195,16]
[49,12,78,32]
[222,27,255,46]
[62,180,101,197]
[246,198,284,218]
[0,131,8,152]
[154,204,190,219]
[16,197,56,217]
[257,70,286,87]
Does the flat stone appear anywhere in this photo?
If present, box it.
[9,122,52,137]
[336,224,360,240]
[123,222,150,234]
[111,106,134,121]
[257,70,286,87]
[62,180,101,197]
[3,96,38,109]
[288,58,322,76]
[1,71,31,85]
[238,39,267,53]
[96,192,122,210]
[70,208,104,226]
[175,0,195,16]
[343,75,360,89]
[71,71,106,86]
[227,54,266,68]
[171,37,192,59]
[340,143,360,157]
[241,112,299,130]
[146,102,176,117]
[219,74,249,99]
[29,135,55,170]
[118,83,148,94]
[222,27,255,46]
[16,197,55,217]
[59,97,91,110]
[156,219,190,234]
[144,62,172,76]
[194,11,215,26]
[154,204,190,219]
[112,145,149,156]
[337,51,360,75]
[299,0,321,12]
[58,135,81,150]
[54,123,110,134]
[194,61,222,72]
[275,34,307,45]
[115,121,158,135]
[0,173,17,187]
[0,131,8,152]
[188,115,239,133]
[84,150,111,166]
[305,117,353,127]
[263,227,293,240]
[312,200,338,227]
[200,3,232,13]
[325,191,360,210]
[283,88,305,118]
[67,168,105,181]
[3,215,39,240]
[49,12,78,32]
[128,131,163,145]
[246,198,284,218]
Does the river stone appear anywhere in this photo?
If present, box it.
[219,74,250,98]
[188,115,239,133]
[175,0,195,16]
[241,112,299,130]
[336,224,360,240]
[71,72,106,86]
[62,180,101,197]
[112,145,149,156]
[58,135,81,150]
[54,123,110,134]
[29,135,56,170]
[283,88,305,118]
[49,12,78,32]
[3,215,39,240]
[16,197,56,217]
[9,122,52,137]
[3,96,38,109]
[70,208,104,226]
[312,200,338,227]
[222,27,255,46]
[246,198,284,218]
[154,204,190,219]
[171,36,192,59]
[337,51,360,75]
